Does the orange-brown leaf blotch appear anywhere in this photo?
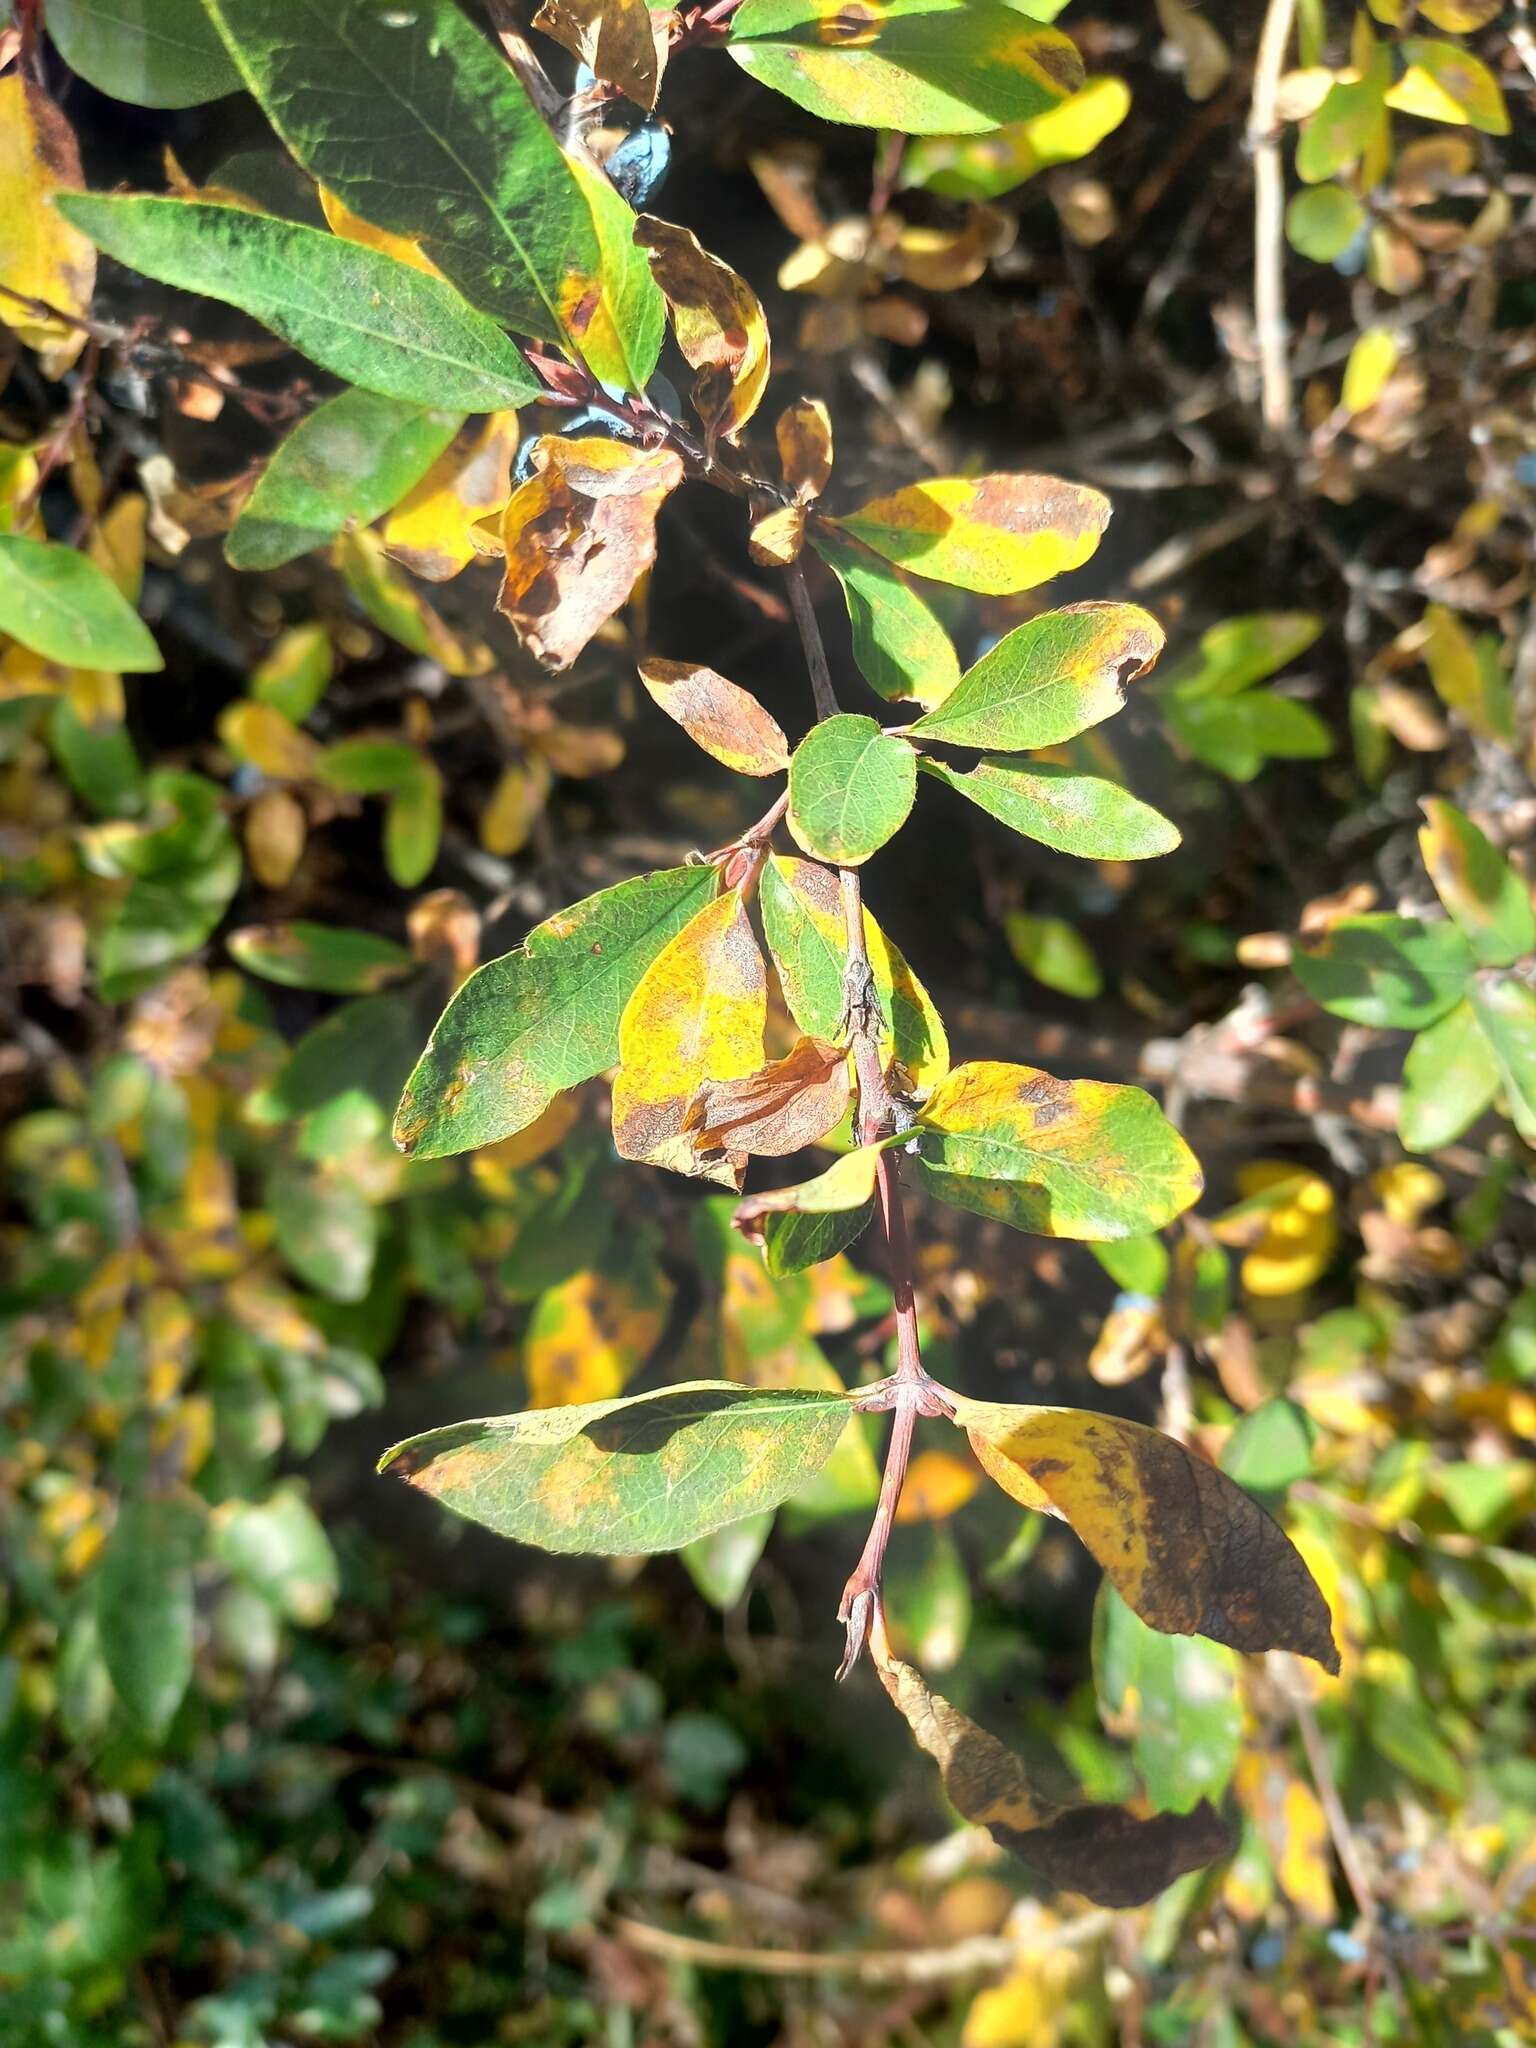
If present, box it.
[498,436,683,671]
[638,658,791,776]
[685,1035,850,1160]
[533,0,665,110]
[776,398,834,502]
[634,216,770,446]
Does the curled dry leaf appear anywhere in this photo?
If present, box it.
[777,398,834,502]
[685,1035,850,1160]
[748,502,807,568]
[383,413,521,582]
[638,658,791,775]
[870,1612,1235,1907]
[533,0,664,109]
[951,1393,1340,1670]
[497,435,684,670]
[610,889,768,1186]
[635,216,771,447]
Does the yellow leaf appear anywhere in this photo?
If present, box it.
[635,215,771,446]
[0,76,96,374]
[1373,1161,1444,1226]
[834,473,1110,596]
[469,1093,582,1195]
[894,1447,981,1523]
[1212,1160,1337,1297]
[334,527,494,676]
[1235,1753,1335,1922]
[1384,40,1511,134]
[524,1262,671,1409]
[776,397,834,502]
[382,413,521,582]
[638,658,790,776]
[611,889,768,1185]
[480,755,553,857]
[88,493,147,602]
[747,502,807,567]
[65,669,125,727]
[1341,326,1399,415]
[1418,602,1507,739]
[245,788,307,889]
[319,184,441,275]
[219,701,322,782]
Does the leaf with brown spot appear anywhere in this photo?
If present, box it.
[611,889,768,1185]
[0,75,96,376]
[497,435,684,670]
[635,216,771,448]
[777,397,834,501]
[831,472,1109,595]
[639,658,791,776]
[870,1613,1234,1907]
[534,0,665,108]
[686,1035,850,1160]
[949,1392,1340,1671]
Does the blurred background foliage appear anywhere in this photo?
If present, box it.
[4,0,1536,2042]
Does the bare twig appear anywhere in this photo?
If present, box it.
[611,1910,1114,1982]
[1249,0,1299,435]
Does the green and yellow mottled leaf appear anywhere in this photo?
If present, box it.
[915,1059,1202,1239]
[379,1380,854,1554]
[1467,975,1536,1146]
[1385,38,1510,134]
[909,602,1163,751]
[728,0,1084,134]
[1292,914,1474,1029]
[611,889,768,1184]
[564,154,665,393]
[381,413,521,583]
[395,865,719,1159]
[334,528,494,675]
[1418,798,1536,968]
[904,74,1131,201]
[832,472,1109,595]
[525,1256,673,1408]
[639,659,790,776]
[761,855,949,1089]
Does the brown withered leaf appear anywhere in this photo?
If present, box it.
[870,1614,1234,1908]
[685,1036,850,1160]
[638,658,790,776]
[776,398,833,503]
[533,0,664,109]
[497,435,683,671]
[747,503,806,570]
[635,217,770,450]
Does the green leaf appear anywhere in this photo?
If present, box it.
[45,0,240,108]
[728,0,1084,133]
[226,390,462,572]
[1220,1398,1314,1494]
[1159,611,1323,698]
[564,152,665,394]
[49,698,144,818]
[259,991,423,1145]
[227,922,416,994]
[909,602,1163,752]
[761,1198,876,1276]
[1164,689,1332,781]
[394,866,719,1160]
[379,1380,855,1554]
[1090,1232,1169,1296]
[733,1140,895,1275]
[1093,1585,1241,1815]
[204,0,611,363]
[96,1496,199,1736]
[1285,183,1366,262]
[1292,914,1475,1029]
[811,529,960,707]
[1467,974,1536,1145]
[270,1165,378,1302]
[57,196,540,412]
[788,714,916,866]
[215,1487,338,1625]
[1399,1000,1501,1152]
[1418,798,1536,968]
[0,534,163,673]
[251,622,332,722]
[681,1512,774,1610]
[760,855,949,1089]
[384,761,443,888]
[916,1059,1202,1239]
[920,755,1179,859]
[1003,909,1102,999]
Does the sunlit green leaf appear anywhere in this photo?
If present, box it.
[0,534,162,672]
[920,755,1179,859]
[788,714,916,866]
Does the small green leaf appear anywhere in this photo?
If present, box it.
[216,1487,338,1625]
[58,196,541,412]
[733,1139,897,1275]
[910,603,1163,752]
[379,1381,855,1554]
[227,922,415,994]
[1399,1001,1500,1152]
[226,390,462,572]
[0,535,163,672]
[384,761,443,888]
[1159,612,1322,698]
[45,0,240,108]
[49,698,144,818]
[1164,690,1332,781]
[1292,914,1474,1029]
[788,714,916,865]
[394,866,720,1160]
[270,1165,378,1302]
[1418,798,1536,968]
[920,754,1179,859]
[916,1059,1202,1240]
[1285,183,1366,262]
[1467,974,1536,1145]
[96,1496,200,1737]
[1220,1398,1315,1495]
[1094,1585,1241,1815]
[251,622,333,722]
[681,1512,774,1610]
[811,526,961,708]
[728,0,1084,133]
[1091,1233,1169,1297]
[1003,909,1103,999]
